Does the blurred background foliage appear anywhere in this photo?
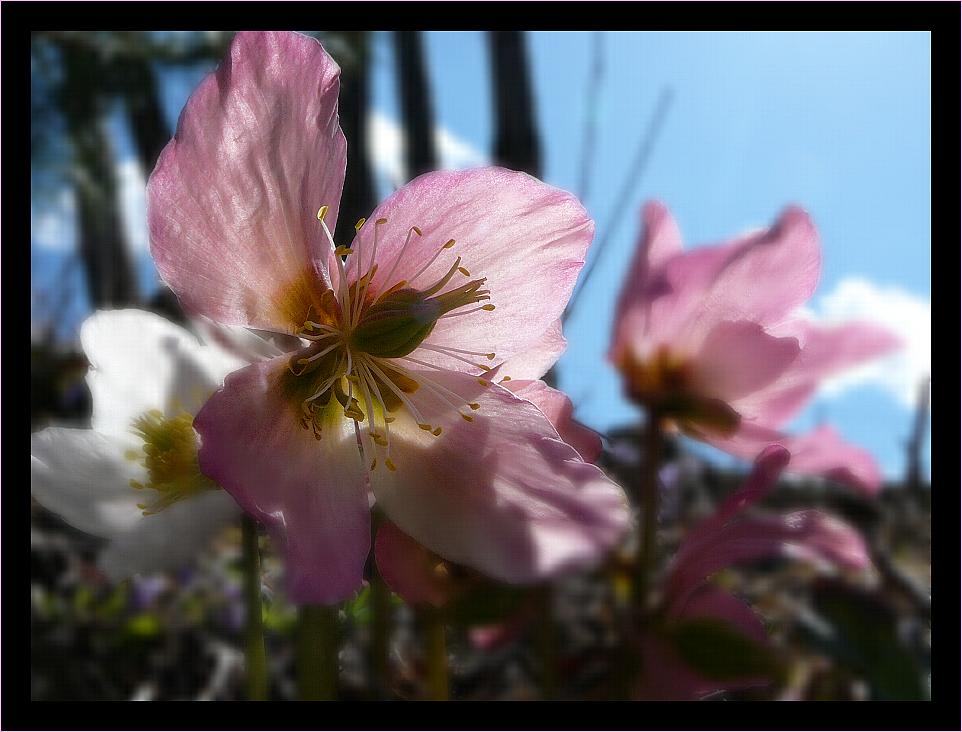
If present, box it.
[30,30,930,700]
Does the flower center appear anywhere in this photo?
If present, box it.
[618,346,741,437]
[285,208,500,472]
[126,410,216,514]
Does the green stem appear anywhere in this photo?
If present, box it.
[633,414,664,617]
[368,563,392,699]
[423,605,449,700]
[298,605,338,700]
[241,515,268,701]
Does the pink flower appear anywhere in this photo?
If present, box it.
[634,446,870,700]
[611,201,901,493]
[147,31,628,604]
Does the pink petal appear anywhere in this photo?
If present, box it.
[675,585,769,647]
[667,508,869,612]
[691,320,801,405]
[374,520,451,607]
[741,319,902,427]
[707,422,884,494]
[369,369,628,584]
[502,379,602,463]
[614,205,820,363]
[685,206,821,344]
[194,357,370,604]
[347,168,593,371]
[610,200,683,361]
[492,320,566,381]
[148,31,346,333]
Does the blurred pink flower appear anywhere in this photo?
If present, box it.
[634,445,870,700]
[147,31,628,605]
[611,201,901,493]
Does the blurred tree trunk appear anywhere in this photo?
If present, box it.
[394,31,438,180]
[487,31,541,177]
[333,32,376,247]
[58,38,139,307]
[904,375,930,492]
[117,52,170,173]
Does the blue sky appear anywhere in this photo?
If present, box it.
[31,31,931,480]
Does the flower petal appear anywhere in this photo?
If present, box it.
[148,31,345,332]
[374,520,451,607]
[369,369,628,584]
[493,319,566,382]
[667,508,869,612]
[611,200,683,361]
[502,379,602,463]
[195,357,371,604]
[675,585,769,647]
[99,490,239,580]
[81,310,244,440]
[740,319,902,427]
[706,422,883,494]
[349,168,593,369]
[692,320,801,405]
[31,428,145,537]
[685,206,821,343]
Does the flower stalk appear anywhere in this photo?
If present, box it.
[368,511,392,699]
[241,515,268,700]
[633,414,664,618]
[423,605,449,700]
[297,605,338,700]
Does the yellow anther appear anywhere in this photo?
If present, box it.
[136,502,147,510]
[478,379,491,387]
[371,432,389,447]
[461,414,474,423]
[443,239,456,249]
[432,427,442,436]
[477,364,492,372]
[384,416,396,424]
[411,226,423,236]
[458,266,471,276]
[317,205,329,221]
[129,480,145,490]
[355,217,366,231]
[500,376,512,382]
[485,353,496,360]
[468,403,480,410]
[376,217,388,225]
[418,423,434,431]
[385,458,397,472]
[370,458,377,471]
[481,304,496,312]
[334,246,354,257]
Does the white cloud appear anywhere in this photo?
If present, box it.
[31,188,75,252]
[117,156,148,252]
[368,111,487,191]
[801,277,930,409]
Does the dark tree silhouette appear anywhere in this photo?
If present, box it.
[488,31,541,177]
[394,31,438,181]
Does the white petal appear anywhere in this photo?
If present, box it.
[81,309,245,439]
[99,490,240,580]
[31,427,145,537]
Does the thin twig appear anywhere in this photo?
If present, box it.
[565,87,674,322]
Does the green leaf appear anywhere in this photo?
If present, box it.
[668,618,780,681]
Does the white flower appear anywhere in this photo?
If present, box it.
[30,309,263,579]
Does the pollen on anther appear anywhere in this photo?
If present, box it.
[478,379,491,387]
[355,217,366,231]
[317,205,329,221]
[481,304,496,312]
[411,226,423,236]
[468,402,480,410]
[458,266,471,276]
[500,376,512,382]
[385,458,398,472]
[370,458,377,471]
[432,427,443,436]
[418,423,433,431]
[461,414,474,422]
[129,479,145,490]
[376,217,388,225]
[443,239,456,249]
[334,245,353,257]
